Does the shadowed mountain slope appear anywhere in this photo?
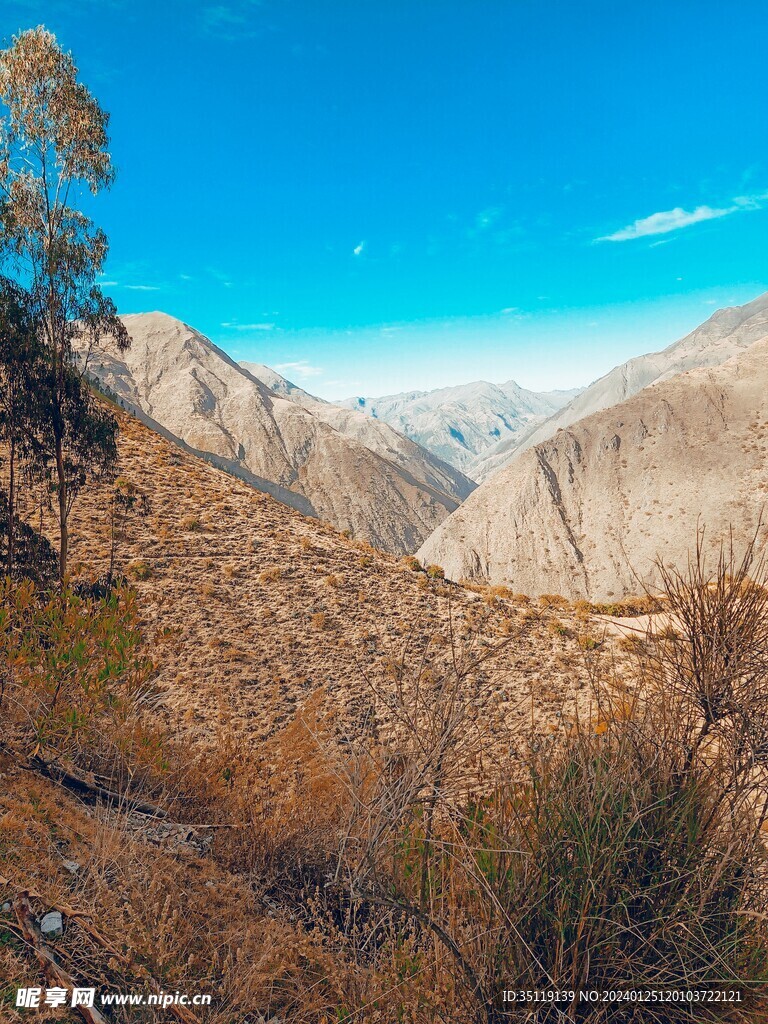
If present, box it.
[241,360,475,502]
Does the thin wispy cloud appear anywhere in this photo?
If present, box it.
[208,267,234,288]
[222,322,276,331]
[275,360,324,379]
[353,241,366,257]
[198,1,266,40]
[597,205,735,242]
[123,283,160,291]
[596,191,768,243]
[474,206,503,232]
[732,191,768,210]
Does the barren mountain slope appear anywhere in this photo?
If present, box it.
[337,381,579,475]
[241,360,475,501]
[48,407,603,747]
[474,292,768,480]
[419,336,768,600]
[82,312,472,554]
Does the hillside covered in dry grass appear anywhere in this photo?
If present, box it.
[2,406,767,1022]
[60,407,599,747]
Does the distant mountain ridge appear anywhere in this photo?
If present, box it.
[80,313,475,554]
[418,293,768,599]
[473,292,768,480]
[336,381,581,476]
[240,361,474,501]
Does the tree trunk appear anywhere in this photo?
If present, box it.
[54,431,67,581]
[7,435,15,576]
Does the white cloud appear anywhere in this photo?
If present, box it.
[123,284,160,291]
[597,205,735,242]
[353,241,365,257]
[208,267,234,287]
[597,190,768,243]
[733,191,768,209]
[99,279,119,286]
[274,360,324,379]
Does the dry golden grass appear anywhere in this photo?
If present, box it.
[3,429,768,1020]
[37,410,598,750]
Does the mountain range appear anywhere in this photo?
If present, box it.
[419,292,768,599]
[337,382,580,476]
[471,291,768,480]
[79,293,768,601]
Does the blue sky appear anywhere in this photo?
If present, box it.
[4,0,767,397]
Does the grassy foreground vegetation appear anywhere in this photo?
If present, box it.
[0,535,767,1022]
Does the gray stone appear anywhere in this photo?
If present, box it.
[39,911,63,938]
[62,860,81,875]
[1,902,11,915]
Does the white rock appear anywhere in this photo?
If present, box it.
[39,911,63,938]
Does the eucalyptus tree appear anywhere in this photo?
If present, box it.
[0,26,129,578]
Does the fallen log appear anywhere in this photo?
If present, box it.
[26,755,168,818]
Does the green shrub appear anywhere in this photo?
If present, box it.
[127,558,153,580]
[361,702,768,1021]
[0,580,159,780]
[400,555,423,572]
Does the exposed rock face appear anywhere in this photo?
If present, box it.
[82,313,475,554]
[418,335,768,600]
[473,292,768,480]
[337,381,579,476]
